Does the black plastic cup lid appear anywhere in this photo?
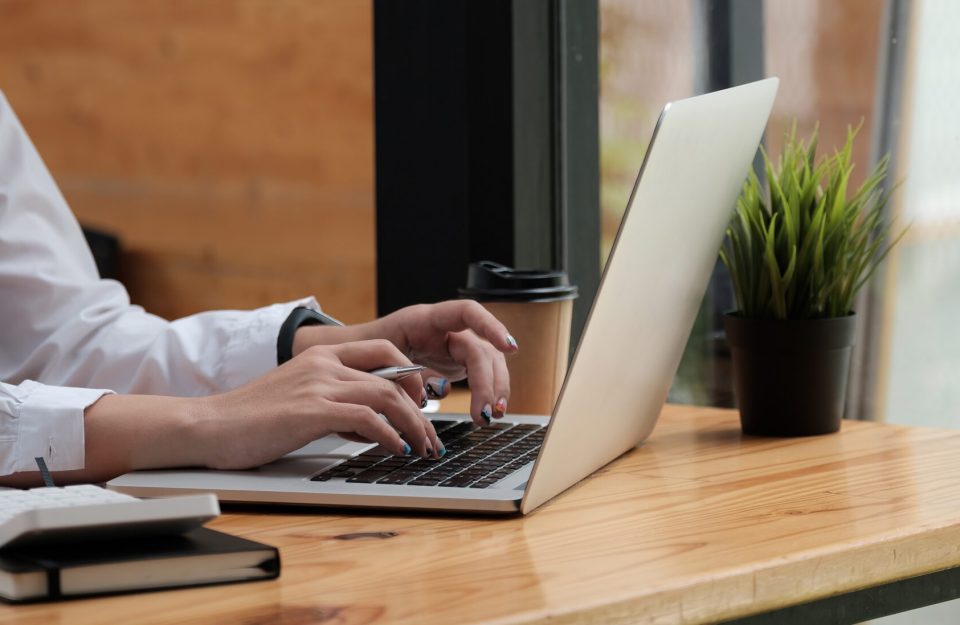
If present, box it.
[458,261,579,303]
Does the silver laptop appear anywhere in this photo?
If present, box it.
[109,78,779,515]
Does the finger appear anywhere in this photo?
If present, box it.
[490,345,511,418]
[335,364,427,414]
[326,403,410,456]
[387,380,442,458]
[399,386,442,458]
[417,367,445,407]
[331,340,424,405]
[336,423,436,458]
[448,332,497,426]
[392,372,426,407]
[422,413,443,459]
[331,376,433,457]
[427,300,519,354]
[424,375,450,400]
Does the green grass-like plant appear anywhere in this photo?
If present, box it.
[720,122,906,320]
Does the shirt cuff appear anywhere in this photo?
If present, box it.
[218,296,320,389]
[13,380,114,474]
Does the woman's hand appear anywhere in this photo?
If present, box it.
[195,340,443,470]
[4,339,442,487]
[353,301,518,425]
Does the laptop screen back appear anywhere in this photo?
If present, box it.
[521,78,779,514]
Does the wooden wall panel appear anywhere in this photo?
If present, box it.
[0,0,375,323]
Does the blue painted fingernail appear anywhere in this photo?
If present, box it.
[403,442,412,456]
[426,446,433,456]
[506,334,519,350]
[426,377,449,399]
[439,447,447,457]
[481,404,492,424]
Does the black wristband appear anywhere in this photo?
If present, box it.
[276,307,343,365]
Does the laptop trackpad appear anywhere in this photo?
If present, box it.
[257,435,361,476]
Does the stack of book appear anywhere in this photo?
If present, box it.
[0,486,279,604]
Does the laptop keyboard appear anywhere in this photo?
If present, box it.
[311,420,545,489]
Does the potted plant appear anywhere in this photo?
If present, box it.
[719,123,906,436]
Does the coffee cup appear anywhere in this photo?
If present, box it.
[459,261,578,415]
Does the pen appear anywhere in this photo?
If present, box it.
[368,365,427,381]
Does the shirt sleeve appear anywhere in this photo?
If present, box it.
[0,91,327,476]
[0,88,322,397]
[0,380,113,474]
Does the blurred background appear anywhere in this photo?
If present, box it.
[0,0,377,324]
[1,0,956,433]
[600,0,960,440]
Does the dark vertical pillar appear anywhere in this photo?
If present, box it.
[373,1,490,315]
[553,0,601,350]
[374,0,600,352]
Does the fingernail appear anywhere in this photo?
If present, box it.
[420,395,428,409]
[506,334,519,350]
[439,447,447,457]
[495,397,507,417]
[425,377,449,399]
[481,404,493,425]
[426,446,433,456]
[402,442,412,456]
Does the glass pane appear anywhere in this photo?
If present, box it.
[600,0,890,407]
[878,0,960,428]
[765,0,885,188]
[599,0,704,402]
[599,0,694,265]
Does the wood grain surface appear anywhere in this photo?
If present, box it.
[4,403,960,624]
[0,0,376,323]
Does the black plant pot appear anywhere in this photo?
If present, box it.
[723,313,857,436]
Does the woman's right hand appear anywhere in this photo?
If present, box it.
[196,340,443,471]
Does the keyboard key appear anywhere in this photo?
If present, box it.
[341,458,378,469]
[377,475,414,485]
[469,478,499,488]
[408,476,444,486]
[346,470,393,483]
[429,420,460,432]
[439,475,477,488]
[358,446,394,458]
[329,469,363,478]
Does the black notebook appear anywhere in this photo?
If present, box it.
[0,527,280,603]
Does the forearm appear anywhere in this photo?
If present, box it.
[0,394,206,488]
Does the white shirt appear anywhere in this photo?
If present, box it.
[0,90,317,475]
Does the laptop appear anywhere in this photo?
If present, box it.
[109,78,779,515]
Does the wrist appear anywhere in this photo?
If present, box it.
[166,396,217,469]
[278,307,347,364]
[81,394,206,478]
[291,323,359,357]
[347,315,406,350]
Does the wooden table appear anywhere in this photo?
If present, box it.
[5,402,960,625]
